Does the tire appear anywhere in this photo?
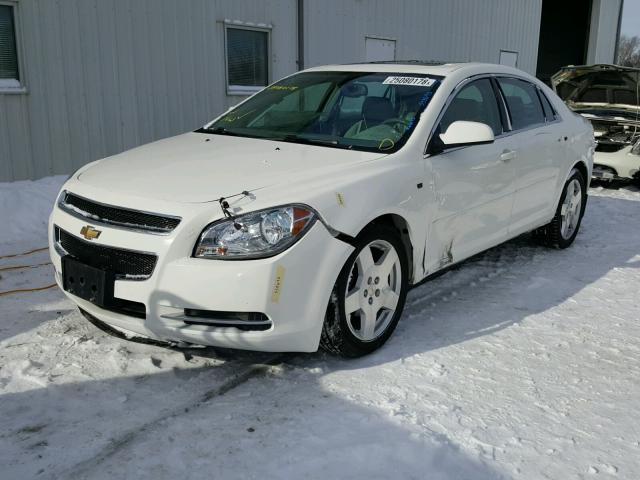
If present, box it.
[534,168,587,249]
[320,225,409,357]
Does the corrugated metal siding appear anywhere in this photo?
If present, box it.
[587,0,622,64]
[3,0,616,182]
[0,0,298,181]
[304,0,543,73]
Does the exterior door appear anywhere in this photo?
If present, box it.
[496,77,562,233]
[426,78,515,272]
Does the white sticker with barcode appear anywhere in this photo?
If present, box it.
[382,76,436,87]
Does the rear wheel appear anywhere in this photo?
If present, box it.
[320,225,408,357]
[534,168,586,248]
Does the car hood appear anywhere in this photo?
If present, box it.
[551,64,640,118]
[77,132,385,203]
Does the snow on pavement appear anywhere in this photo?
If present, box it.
[0,175,66,254]
[1,177,639,479]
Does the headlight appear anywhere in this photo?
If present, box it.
[194,205,317,259]
[631,138,640,156]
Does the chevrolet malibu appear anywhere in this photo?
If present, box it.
[50,62,594,357]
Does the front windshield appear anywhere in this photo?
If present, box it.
[202,71,442,153]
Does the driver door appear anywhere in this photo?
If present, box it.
[425,78,516,272]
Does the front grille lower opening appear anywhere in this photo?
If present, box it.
[183,309,271,331]
[595,142,627,153]
[111,299,146,319]
[56,226,158,279]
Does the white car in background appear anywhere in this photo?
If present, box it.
[50,62,594,357]
[553,64,640,183]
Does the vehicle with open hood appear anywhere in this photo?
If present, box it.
[49,62,593,357]
[552,64,640,183]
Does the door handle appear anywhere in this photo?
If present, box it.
[500,149,516,162]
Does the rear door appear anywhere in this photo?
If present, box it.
[496,77,563,233]
[426,77,515,270]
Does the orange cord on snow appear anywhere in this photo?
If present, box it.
[0,247,54,296]
[0,262,52,272]
[0,246,48,260]
[0,283,57,297]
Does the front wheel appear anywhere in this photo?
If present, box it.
[320,225,408,357]
[534,168,586,248]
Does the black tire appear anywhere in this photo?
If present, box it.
[534,168,587,249]
[320,225,409,357]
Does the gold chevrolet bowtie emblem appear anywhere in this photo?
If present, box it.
[80,225,102,240]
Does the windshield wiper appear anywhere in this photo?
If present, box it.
[197,126,244,137]
[278,134,353,149]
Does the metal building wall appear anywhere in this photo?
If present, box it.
[303,0,543,73]
[0,0,619,183]
[0,0,298,182]
[587,0,623,64]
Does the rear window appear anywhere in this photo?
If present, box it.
[538,90,557,122]
[497,77,545,130]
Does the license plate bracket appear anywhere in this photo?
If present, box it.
[62,256,115,308]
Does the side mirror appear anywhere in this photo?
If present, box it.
[439,121,495,149]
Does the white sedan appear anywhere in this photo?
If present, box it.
[49,62,594,357]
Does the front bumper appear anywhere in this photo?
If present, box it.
[49,193,353,353]
[593,146,640,180]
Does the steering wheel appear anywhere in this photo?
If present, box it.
[381,118,410,131]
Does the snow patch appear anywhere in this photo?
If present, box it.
[0,175,66,247]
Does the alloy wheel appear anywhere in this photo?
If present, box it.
[560,178,582,240]
[344,239,402,342]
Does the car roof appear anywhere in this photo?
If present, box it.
[302,61,526,79]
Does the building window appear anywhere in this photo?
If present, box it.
[0,3,20,90]
[225,24,270,95]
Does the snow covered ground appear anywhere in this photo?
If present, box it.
[1,176,639,479]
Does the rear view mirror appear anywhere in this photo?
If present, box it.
[439,121,495,149]
[342,83,368,97]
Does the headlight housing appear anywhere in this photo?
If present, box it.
[631,138,640,156]
[194,205,317,260]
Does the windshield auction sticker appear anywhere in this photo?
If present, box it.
[382,76,436,87]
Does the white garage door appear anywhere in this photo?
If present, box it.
[365,37,396,62]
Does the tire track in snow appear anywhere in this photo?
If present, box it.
[59,354,289,479]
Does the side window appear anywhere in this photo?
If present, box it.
[497,77,545,130]
[439,78,502,136]
[538,90,557,122]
